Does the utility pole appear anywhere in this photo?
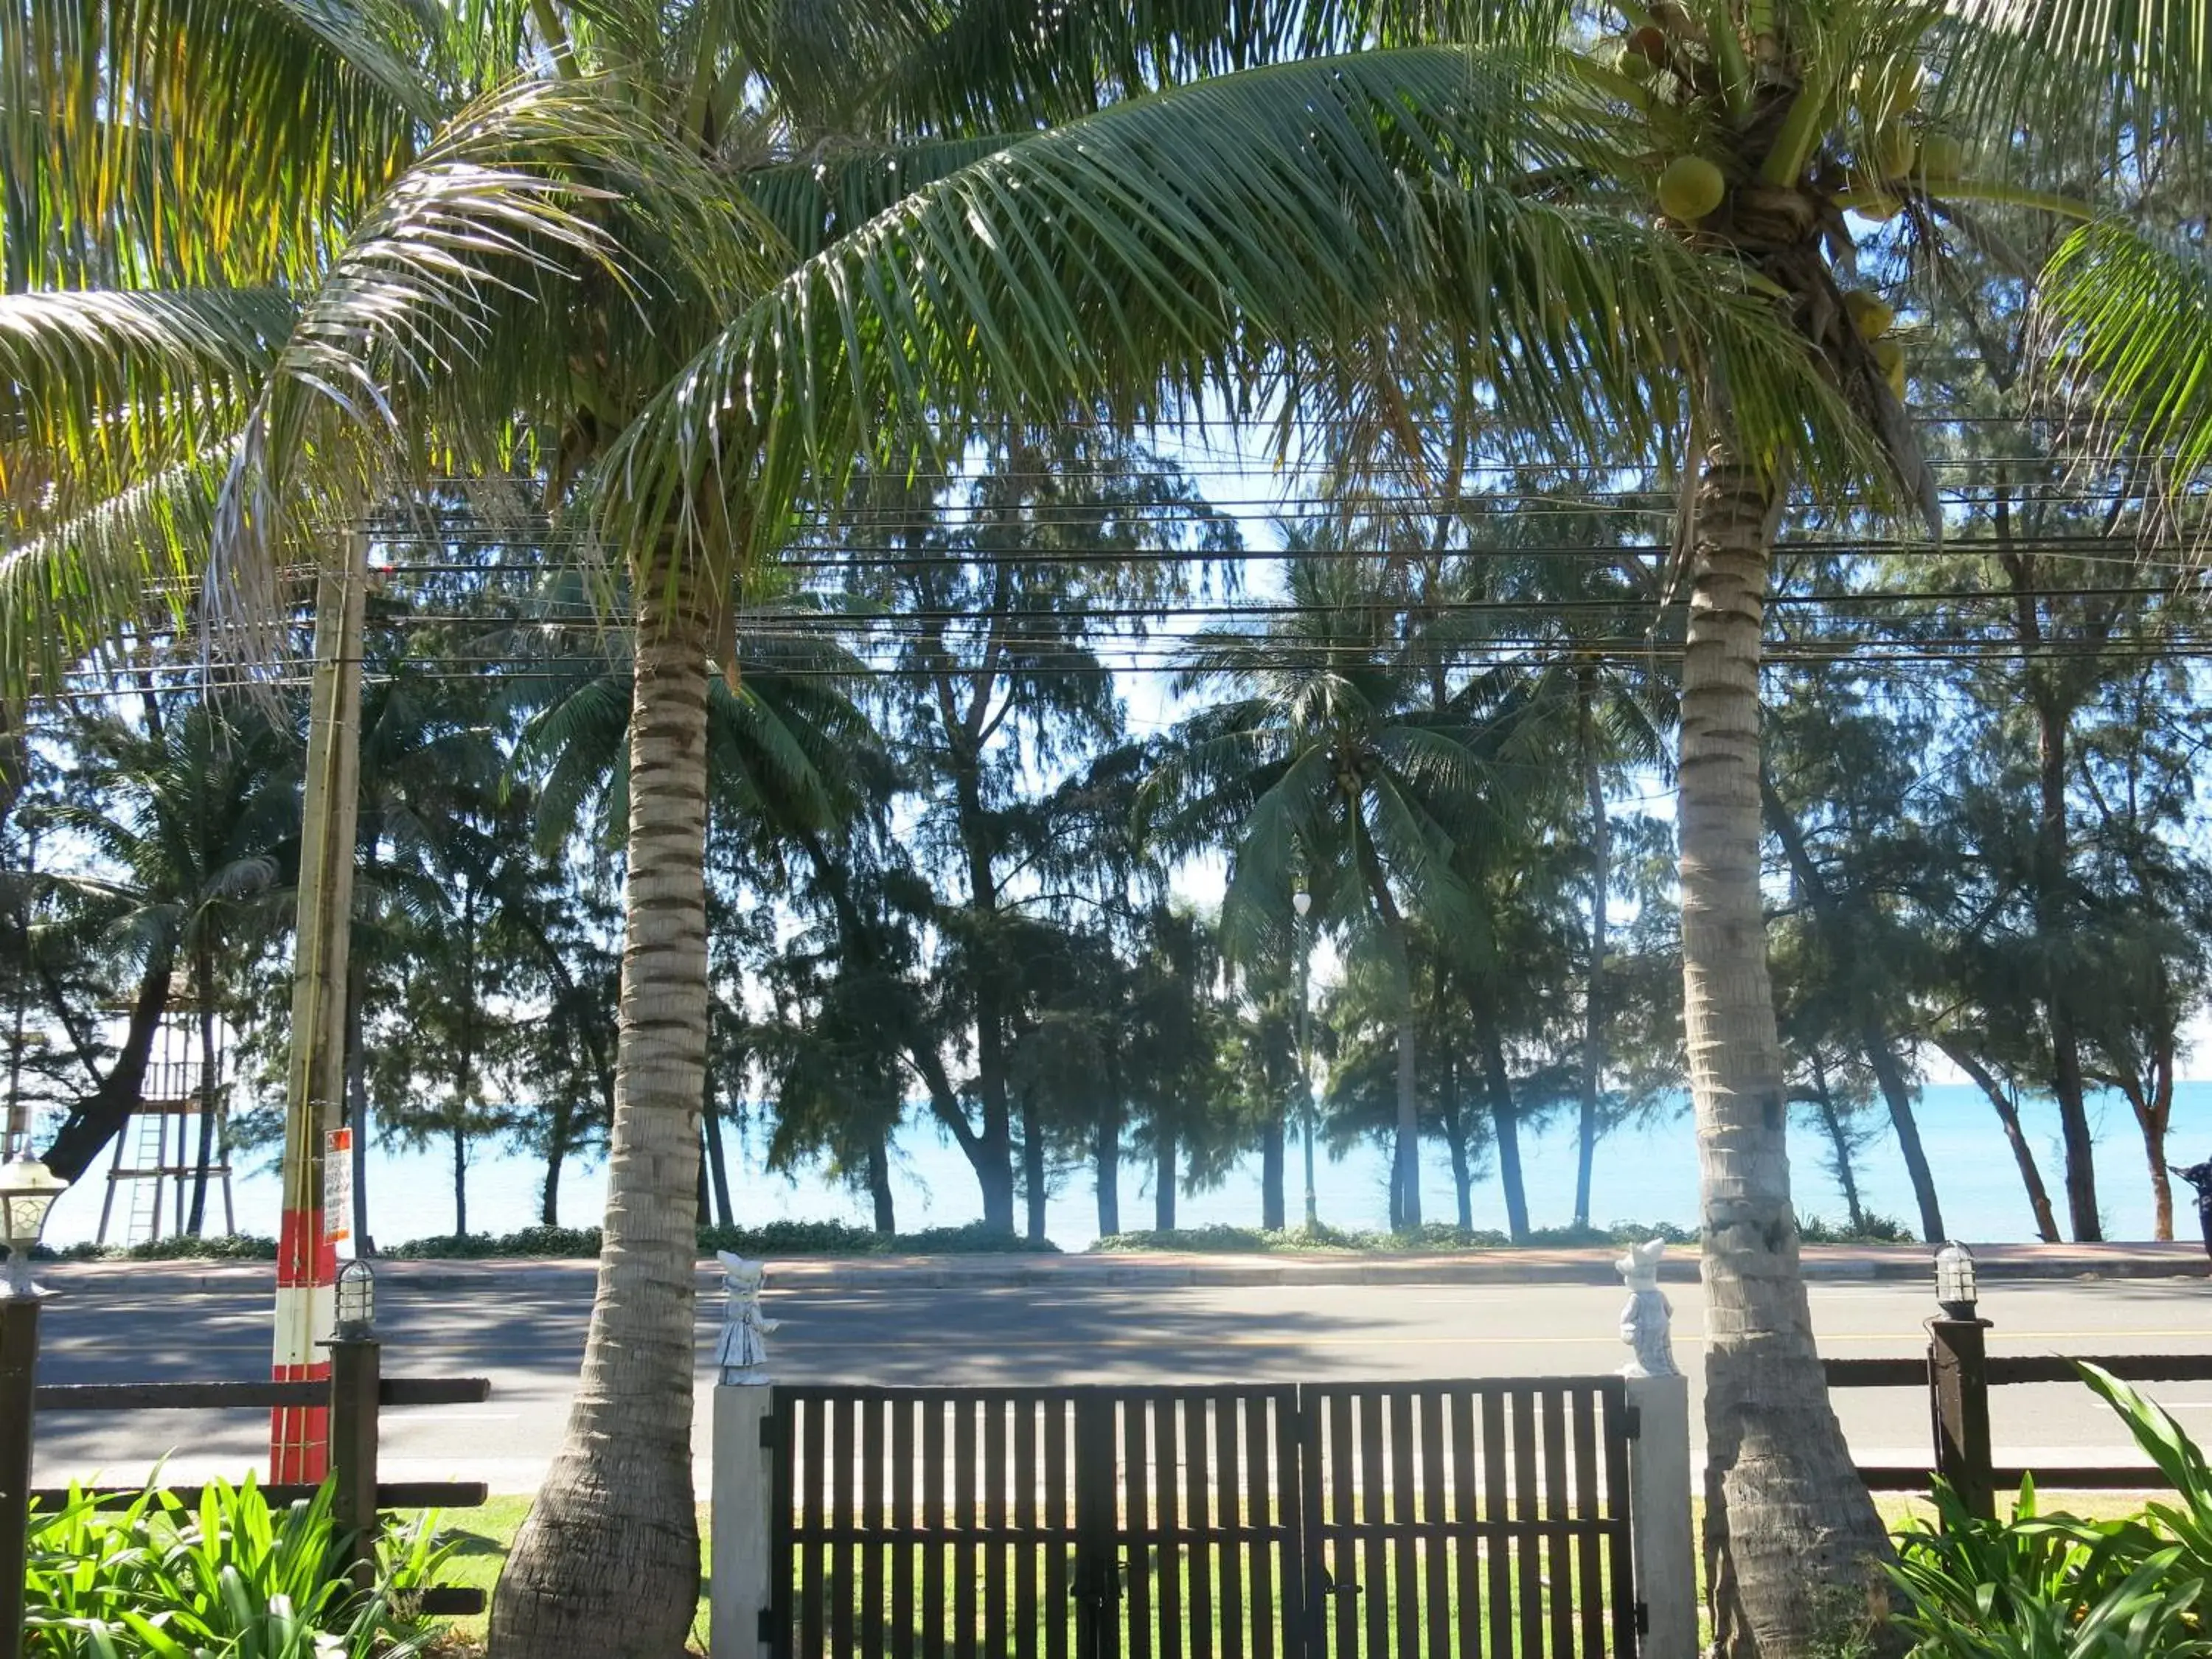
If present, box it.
[271,535,366,1481]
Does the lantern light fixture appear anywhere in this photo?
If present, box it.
[0,1153,66,1298]
[333,1258,377,1342]
[1293,889,1312,919]
[1935,1239,1978,1320]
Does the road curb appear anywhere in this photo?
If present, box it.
[41,1242,2211,1295]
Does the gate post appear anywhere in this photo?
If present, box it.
[1619,1241,1694,1659]
[710,1256,779,1659]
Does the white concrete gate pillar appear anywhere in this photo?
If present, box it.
[1617,1239,1696,1659]
[709,1254,778,1659]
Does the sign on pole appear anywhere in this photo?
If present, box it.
[324,1129,353,1246]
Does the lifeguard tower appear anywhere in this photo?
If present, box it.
[95,999,237,1244]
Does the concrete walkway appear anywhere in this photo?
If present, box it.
[41,1238,2211,1295]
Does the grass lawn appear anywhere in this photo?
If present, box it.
[400,1500,713,1656]
[406,1486,2170,1656]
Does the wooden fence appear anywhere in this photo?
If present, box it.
[1826,1332,2212,1515]
[28,1345,492,1615]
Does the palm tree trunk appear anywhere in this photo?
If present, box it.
[1441,1065,1475,1231]
[1355,840,1420,1231]
[1680,448,1891,1659]
[187,942,218,1237]
[1576,668,1609,1232]
[42,949,175,1181]
[867,1132,895,1235]
[1759,773,1943,1240]
[491,554,711,1659]
[1155,1127,1177,1231]
[1805,1054,1868,1234]
[701,1072,734,1230]
[1096,1088,1121,1237]
[1021,1089,1048,1244]
[1394,1013,1419,1229]
[1260,1113,1286,1230]
[1939,1037,2061,1243]
[1470,1006,1528,1243]
[540,1098,571,1228]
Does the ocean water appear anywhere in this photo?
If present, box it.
[40,1081,2212,1251]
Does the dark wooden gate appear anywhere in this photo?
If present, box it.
[769,1380,1635,1659]
[1298,1381,1637,1659]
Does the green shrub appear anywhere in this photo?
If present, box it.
[1091,1220,1708,1253]
[1887,1363,2212,1658]
[378,1217,1060,1260]
[1798,1212,1917,1245]
[25,1475,451,1657]
[890,1220,1059,1254]
[36,1236,281,1263]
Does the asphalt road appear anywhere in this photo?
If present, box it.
[27,1267,2212,1494]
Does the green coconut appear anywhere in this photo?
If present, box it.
[1843,290,1894,339]
[1858,61,1923,119]
[1657,155,1726,221]
[1872,336,1907,397]
[1919,131,1966,178]
[1874,120,1917,178]
[1621,49,1659,80]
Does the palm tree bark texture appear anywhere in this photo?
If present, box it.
[1681,452,1893,1657]
[492,551,713,1657]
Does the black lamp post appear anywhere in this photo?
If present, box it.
[1928,1241,1994,1522]
[0,1151,67,1655]
[324,1259,381,1595]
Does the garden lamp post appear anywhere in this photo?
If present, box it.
[324,1259,381,1593]
[1293,889,1318,1231]
[0,1151,67,1655]
[1928,1241,1994,1522]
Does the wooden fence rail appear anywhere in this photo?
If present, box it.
[1824,1337,2212,1511]
[18,1348,493,1615]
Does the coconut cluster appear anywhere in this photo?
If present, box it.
[1843,290,1907,398]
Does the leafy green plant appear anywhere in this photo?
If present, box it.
[1885,1363,2212,1659]
[2073,1361,2212,1594]
[24,1476,451,1657]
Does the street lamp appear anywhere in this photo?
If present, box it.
[1292,889,1318,1231]
[0,1151,66,1655]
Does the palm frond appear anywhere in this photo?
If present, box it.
[608,44,1892,572]
[2038,221,2212,519]
[1939,0,2212,179]
[0,288,293,512]
[0,447,234,699]
[0,0,437,289]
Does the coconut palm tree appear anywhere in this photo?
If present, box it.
[600,10,2212,1652]
[42,699,296,1203]
[10,1,2205,1653]
[1143,556,1520,1231]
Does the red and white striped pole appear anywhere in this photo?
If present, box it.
[271,540,366,1481]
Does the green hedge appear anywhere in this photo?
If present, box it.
[385,1217,1060,1259]
[1093,1214,1916,1252]
[37,1209,1916,1263]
